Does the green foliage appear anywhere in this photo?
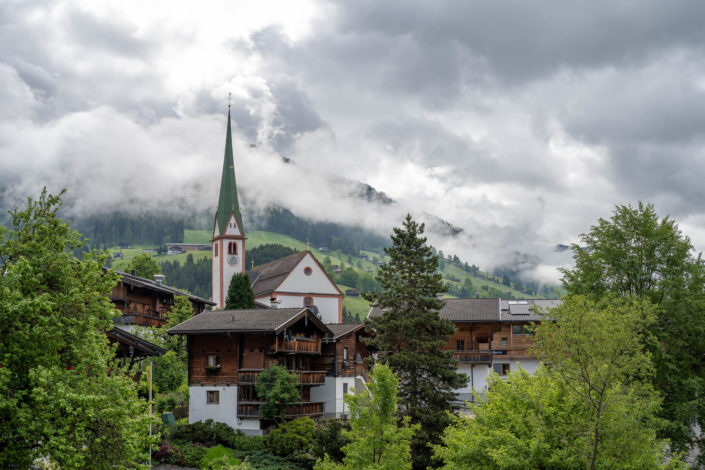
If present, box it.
[128,252,162,278]
[151,350,186,393]
[201,445,241,469]
[312,420,350,463]
[266,416,316,457]
[0,189,153,469]
[156,394,178,413]
[363,214,466,468]
[160,254,211,299]
[434,367,685,470]
[157,294,194,363]
[225,272,257,309]
[247,243,297,266]
[316,364,419,470]
[169,419,266,451]
[255,365,301,422]
[560,202,705,460]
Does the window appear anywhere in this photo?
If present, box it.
[207,390,219,404]
[214,244,218,257]
[493,363,510,376]
[303,297,313,307]
[304,267,312,276]
[343,383,348,395]
[512,324,533,335]
[456,340,465,351]
[208,355,221,367]
[343,347,349,361]
[501,337,508,346]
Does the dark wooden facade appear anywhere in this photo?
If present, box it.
[442,321,537,365]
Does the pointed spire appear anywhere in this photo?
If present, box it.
[215,108,244,236]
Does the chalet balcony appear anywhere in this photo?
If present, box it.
[237,401,325,419]
[238,369,326,386]
[275,336,322,355]
[453,350,493,364]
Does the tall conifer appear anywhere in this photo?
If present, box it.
[364,214,467,469]
[225,272,256,309]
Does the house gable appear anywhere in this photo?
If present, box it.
[276,252,341,296]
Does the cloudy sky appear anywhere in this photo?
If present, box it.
[2,0,705,282]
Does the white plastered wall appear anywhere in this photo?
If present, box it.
[455,359,542,398]
[310,376,357,418]
[277,253,339,294]
[188,386,262,435]
[273,294,340,323]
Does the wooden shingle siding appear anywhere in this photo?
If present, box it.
[189,334,239,386]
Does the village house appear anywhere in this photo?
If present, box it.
[369,298,560,402]
[167,308,369,434]
[111,270,214,329]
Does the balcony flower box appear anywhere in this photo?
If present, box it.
[205,365,221,374]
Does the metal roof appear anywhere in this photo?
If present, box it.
[167,307,334,336]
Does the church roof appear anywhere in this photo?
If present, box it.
[214,110,244,236]
[249,252,309,296]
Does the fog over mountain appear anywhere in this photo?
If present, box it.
[3,1,705,283]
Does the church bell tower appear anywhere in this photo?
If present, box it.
[212,108,246,309]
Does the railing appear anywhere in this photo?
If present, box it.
[238,369,326,385]
[276,336,322,354]
[237,401,325,418]
[453,350,493,364]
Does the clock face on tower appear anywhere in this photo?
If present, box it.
[227,255,238,267]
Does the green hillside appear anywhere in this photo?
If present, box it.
[108,229,547,321]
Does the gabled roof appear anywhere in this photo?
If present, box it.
[114,270,215,305]
[106,328,166,357]
[214,110,244,236]
[325,323,365,340]
[367,298,501,322]
[250,252,307,296]
[167,307,334,336]
[500,299,559,322]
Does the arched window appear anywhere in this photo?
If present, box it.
[303,297,313,307]
[214,244,218,257]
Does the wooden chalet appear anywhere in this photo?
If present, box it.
[111,270,214,328]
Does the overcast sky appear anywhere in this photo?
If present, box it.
[2,0,705,282]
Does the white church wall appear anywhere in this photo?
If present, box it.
[277,253,340,295]
[274,294,340,323]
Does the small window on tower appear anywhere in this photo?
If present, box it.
[214,244,218,257]
[232,243,237,255]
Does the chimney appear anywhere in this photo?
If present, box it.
[270,297,280,309]
[154,274,165,286]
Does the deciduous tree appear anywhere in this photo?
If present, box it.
[364,214,466,469]
[316,364,419,470]
[128,252,162,279]
[255,365,300,422]
[0,189,152,469]
[561,202,705,460]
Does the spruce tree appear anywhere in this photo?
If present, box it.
[224,272,256,309]
[364,214,467,469]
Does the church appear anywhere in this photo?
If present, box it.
[169,109,368,434]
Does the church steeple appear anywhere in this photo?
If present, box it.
[214,109,244,236]
[212,107,246,309]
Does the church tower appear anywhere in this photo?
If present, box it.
[212,108,246,309]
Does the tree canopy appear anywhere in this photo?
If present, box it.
[434,296,685,470]
[0,189,152,468]
[364,214,466,469]
[255,365,300,422]
[561,202,705,460]
[128,252,162,279]
[316,364,419,470]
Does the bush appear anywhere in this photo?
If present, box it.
[152,351,186,393]
[154,441,180,464]
[201,445,240,469]
[169,419,266,452]
[156,394,178,413]
[311,419,350,462]
[232,449,301,470]
[265,417,315,457]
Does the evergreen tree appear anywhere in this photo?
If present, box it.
[364,214,467,469]
[0,190,152,468]
[225,272,256,309]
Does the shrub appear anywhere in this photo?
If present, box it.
[265,417,315,457]
[156,394,178,414]
[255,365,300,421]
[311,419,350,462]
[153,441,180,464]
[179,443,208,468]
[232,449,301,470]
[201,445,240,469]
[152,351,186,393]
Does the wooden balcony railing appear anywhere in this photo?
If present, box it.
[275,336,321,354]
[453,350,493,364]
[237,401,325,419]
[238,369,326,385]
